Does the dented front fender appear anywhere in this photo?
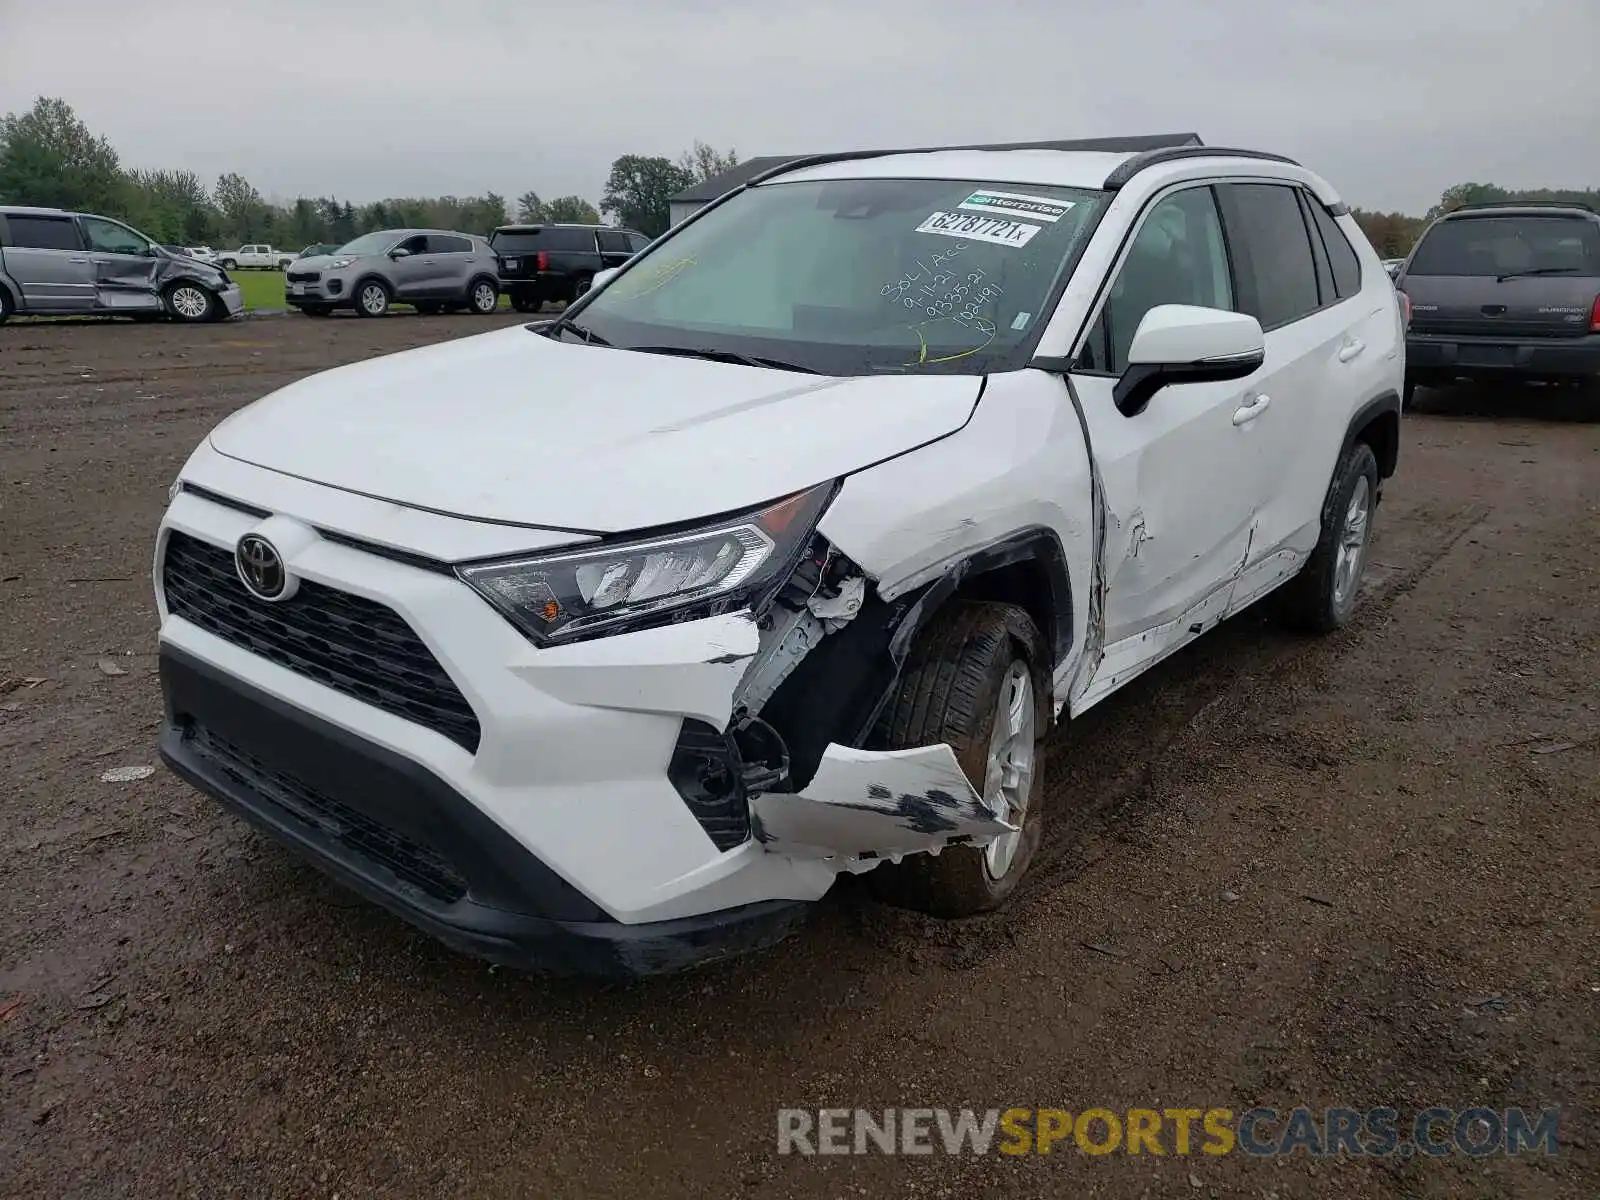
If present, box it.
[749,742,1013,868]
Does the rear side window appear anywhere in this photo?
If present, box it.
[5,215,83,251]
[597,230,631,254]
[543,227,596,252]
[428,234,472,254]
[1407,215,1600,277]
[1308,202,1362,299]
[627,232,651,253]
[1218,184,1321,328]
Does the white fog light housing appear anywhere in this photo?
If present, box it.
[458,483,835,645]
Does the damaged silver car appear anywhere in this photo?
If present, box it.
[0,206,243,323]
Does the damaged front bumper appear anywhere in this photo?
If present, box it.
[155,477,1009,976]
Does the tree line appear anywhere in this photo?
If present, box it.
[0,97,737,249]
[3,96,1592,257]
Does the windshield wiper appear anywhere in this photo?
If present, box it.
[548,320,610,346]
[1496,266,1582,282]
[625,345,821,374]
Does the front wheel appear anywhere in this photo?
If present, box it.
[1279,440,1379,633]
[467,277,499,314]
[355,280,390,317]
[866,601,1048,917]
[165,281,216,323]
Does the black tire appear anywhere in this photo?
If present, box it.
[466,276,499,315]
[572,273,593,301]
[164,280,217,323]
[866,601,1049,918]
[1278,440,1380,634]
[220,258,237,271]
[511,294,541,314]
[354,279,390,318]
[414,301,443,316]
[0,284,13,323]
[301,304,333,317]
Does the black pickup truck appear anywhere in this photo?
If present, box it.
[488,224,652,312]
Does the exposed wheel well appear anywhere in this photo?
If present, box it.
[951,559,1057,674]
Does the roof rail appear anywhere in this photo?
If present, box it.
[1103,146,1300,190]
[746,134,1204,188]
[1445,199,1596,214]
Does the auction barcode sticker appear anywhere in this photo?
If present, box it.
[915,211,1042,248]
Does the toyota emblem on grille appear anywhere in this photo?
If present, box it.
[236,534,288,600]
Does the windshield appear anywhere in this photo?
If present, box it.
[567,176,1106,375]
[1408,215,1600,277]
[334,231,401,257]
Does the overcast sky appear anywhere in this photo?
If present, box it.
[2,0,1595,215]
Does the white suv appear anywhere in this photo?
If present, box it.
[152,138,1404,976]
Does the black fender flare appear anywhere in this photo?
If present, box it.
[1341,390,1401,479]
[887,527,1074,673]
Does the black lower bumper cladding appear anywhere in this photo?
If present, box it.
[158,646,810,977]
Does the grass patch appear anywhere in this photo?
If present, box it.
[229,269,514,313]
[232,270,286,312]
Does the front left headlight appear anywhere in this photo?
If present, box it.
[458,483,835,645]
[325,257,356,270]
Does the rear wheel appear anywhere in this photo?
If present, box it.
[0,285,13,323]
[1279,440,1379,633]
[467,276,499,314]
[220,258,237,271]
[165,281,216,323]
[572,273,594,301]
[355,280,390,317]
[866,601,1048,917]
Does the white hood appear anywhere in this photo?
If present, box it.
[209,326,981,533]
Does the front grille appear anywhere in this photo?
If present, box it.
[187,721,468,902]
[285,270,321,283]
[161,531,481,753]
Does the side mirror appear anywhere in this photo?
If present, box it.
[1113,304,1265,417]
[589,266,620,292]
[389,247,411,259]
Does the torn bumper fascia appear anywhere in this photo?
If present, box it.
[749,743,1015,871]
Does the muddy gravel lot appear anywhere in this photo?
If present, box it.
[2,315,1597,1199]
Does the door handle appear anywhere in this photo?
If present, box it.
[1337,338,1366,363]
[1232,394,1271,426]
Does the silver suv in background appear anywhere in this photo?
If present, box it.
[1397,202,1600,401]
[0,206,243,323]
[284,229,501,317]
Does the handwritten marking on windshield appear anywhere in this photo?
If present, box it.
[607,255,697,301]
[881,243,968,303]
[904,316,998,368]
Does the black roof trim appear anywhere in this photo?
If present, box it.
[727,134,1206,193]
[1440,200,1596,216]
[1103,146,1300,190]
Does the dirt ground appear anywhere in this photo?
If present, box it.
[2,314,1597,1199]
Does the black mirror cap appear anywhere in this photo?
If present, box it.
[1112,350,1264,417]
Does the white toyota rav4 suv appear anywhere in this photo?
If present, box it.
[153,137,1404,976]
